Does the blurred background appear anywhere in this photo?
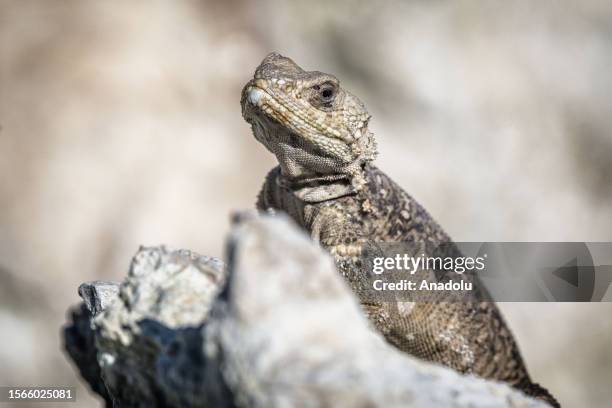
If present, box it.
[0,0,611,406]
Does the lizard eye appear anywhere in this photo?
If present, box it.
[311,82,337,107]
[321,88,334,99]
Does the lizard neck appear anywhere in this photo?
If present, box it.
[278,171,356,203]
[278,162,371,204]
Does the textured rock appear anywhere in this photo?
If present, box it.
[78,281,120,317]
[64,247,228,407]
[64,302,114,405]
[63,215,547,407]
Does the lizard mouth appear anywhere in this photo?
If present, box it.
[242,84,359,170]
[242,84,350,143]
[243,86,294,123]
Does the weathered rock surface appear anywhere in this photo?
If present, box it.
[65,247,227,407]
[63,214,547,407]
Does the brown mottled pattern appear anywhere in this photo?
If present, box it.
[242,52,559,407]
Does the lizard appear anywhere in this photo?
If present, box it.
[240,52,560,407]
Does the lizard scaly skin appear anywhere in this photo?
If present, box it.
[241,52,559,407]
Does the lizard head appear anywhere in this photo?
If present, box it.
[241,52,377,186]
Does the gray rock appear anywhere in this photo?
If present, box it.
[78,281,120,316]
[63,216,548,407]
[64,303,113,406]
[65,246,228,407]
